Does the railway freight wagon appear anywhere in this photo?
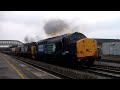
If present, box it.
[15,46,21,56]
[9,46,19,55]
[10,47,16,54]
[18,42,36,59]
[35,32,99,66]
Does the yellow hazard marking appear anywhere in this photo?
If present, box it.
[1,54,25,79]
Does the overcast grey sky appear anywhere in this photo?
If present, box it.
[0,11,120,43]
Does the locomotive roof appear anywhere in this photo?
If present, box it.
[37,32,86,44]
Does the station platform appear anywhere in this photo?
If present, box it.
[0,53,60,79]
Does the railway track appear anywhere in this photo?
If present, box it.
[3,53,120,79]
[62,61,120,79]
[6,55,101,79]
[84,65,120,79]
[10,56,76,79]
[101,59,120,64]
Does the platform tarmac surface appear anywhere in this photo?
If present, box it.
[0,53,60,79]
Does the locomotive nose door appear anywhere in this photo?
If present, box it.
[76,39,86,58]
[76,38,97,58]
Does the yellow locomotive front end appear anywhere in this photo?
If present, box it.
[31,46,36,59]
[76,38,99,65]
[15,47,20,56]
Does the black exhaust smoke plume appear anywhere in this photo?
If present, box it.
[43,19,86,37]
[44,19,69,36]
[24,36,30,43]
[24,35,36,43]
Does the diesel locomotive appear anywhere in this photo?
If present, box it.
[10,32,100,66]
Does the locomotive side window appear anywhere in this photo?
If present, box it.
[38,45,44,52]
[21,47,24,52]
[25,46,28,52]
